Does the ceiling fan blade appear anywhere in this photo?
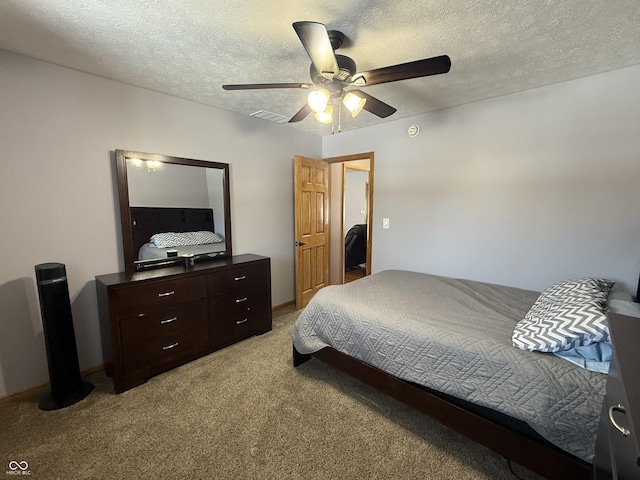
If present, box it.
[223,83,312,90]
[357,55,451,86]
[289,104,312,123]
[292,21,338,80]
[350,90,397,118]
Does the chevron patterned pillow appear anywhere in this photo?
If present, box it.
[512,278,613,353]
[150,231,223,248]
[538,277,613,303]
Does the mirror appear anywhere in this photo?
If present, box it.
[116,150,232,273]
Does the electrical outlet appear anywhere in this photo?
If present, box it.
[383,218,390,229]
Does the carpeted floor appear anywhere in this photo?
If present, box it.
[0,307,543,479]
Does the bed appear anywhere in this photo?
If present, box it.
[130,206,227,261]
[291,270,632,480]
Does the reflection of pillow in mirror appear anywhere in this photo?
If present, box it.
[150,231,224,248]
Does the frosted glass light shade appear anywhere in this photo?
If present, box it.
[342,92,366,117]
[307,89,330,113]
[314,104,333,124]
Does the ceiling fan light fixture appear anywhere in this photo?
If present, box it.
[307,88,331,112]
[314,104,333,124]
[342,92,366,117]
[351,73,366,86]
[224,22,451,128]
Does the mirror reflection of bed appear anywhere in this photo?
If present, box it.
[118,150,232,272]
[131,206,227,262]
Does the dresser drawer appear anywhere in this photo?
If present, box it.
[122,324,207,375]
[96,255,272,393]
[119,300,208,346]
[209,286,269,319]
[209,304,270,346]
[595,311,640,479]
[115,276,206,317]
[206,262,268,295]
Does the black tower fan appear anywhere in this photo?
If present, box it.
[35,263,93,410]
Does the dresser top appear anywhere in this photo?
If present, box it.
[96,253,269,286]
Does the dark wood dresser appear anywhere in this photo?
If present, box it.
[96,254,271,393]
[594,311,640,480]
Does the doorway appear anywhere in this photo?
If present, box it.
[325,152,374,285]
[293,152,374,309]
[342,165,369,283]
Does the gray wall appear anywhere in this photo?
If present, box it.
[324,65,640,294]
[127,160,210,208]
[0,50,321,397]
[2,48,639,398]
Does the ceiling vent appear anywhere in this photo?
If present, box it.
[250,110,290,124]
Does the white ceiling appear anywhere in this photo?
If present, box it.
[1,1,639,136]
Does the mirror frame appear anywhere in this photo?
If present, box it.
[115,149,232,273]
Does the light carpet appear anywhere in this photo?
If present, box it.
[0,307,542,479]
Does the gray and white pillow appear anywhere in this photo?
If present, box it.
[512,277,613,353]
[538,277,612,303]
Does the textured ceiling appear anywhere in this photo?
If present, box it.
[1,0,639,136]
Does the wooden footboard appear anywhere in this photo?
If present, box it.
[293,345,592,480]
[292,345,312,367]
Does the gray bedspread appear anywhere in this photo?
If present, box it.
[291,270,607,462]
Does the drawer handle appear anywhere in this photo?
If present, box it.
[158,290,175,298]
[162,342,179,351]
[608,404,631,436]
[234,275,247,281]
[160,316,178,325]
[236,318,248,325]
[236,297,248,303]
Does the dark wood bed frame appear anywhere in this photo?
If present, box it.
[293,345,593,480]
[292,276,639,479]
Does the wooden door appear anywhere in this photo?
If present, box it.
[294,155,330,309]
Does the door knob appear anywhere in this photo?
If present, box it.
[295,242,307,246]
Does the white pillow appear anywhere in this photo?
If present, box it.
[512,278,613,353]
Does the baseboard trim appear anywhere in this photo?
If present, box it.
[272,300,295,311]
[0,364,105,404]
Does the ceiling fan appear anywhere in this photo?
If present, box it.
[222,21,451,128]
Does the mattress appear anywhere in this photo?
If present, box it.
[291,270,607,462]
